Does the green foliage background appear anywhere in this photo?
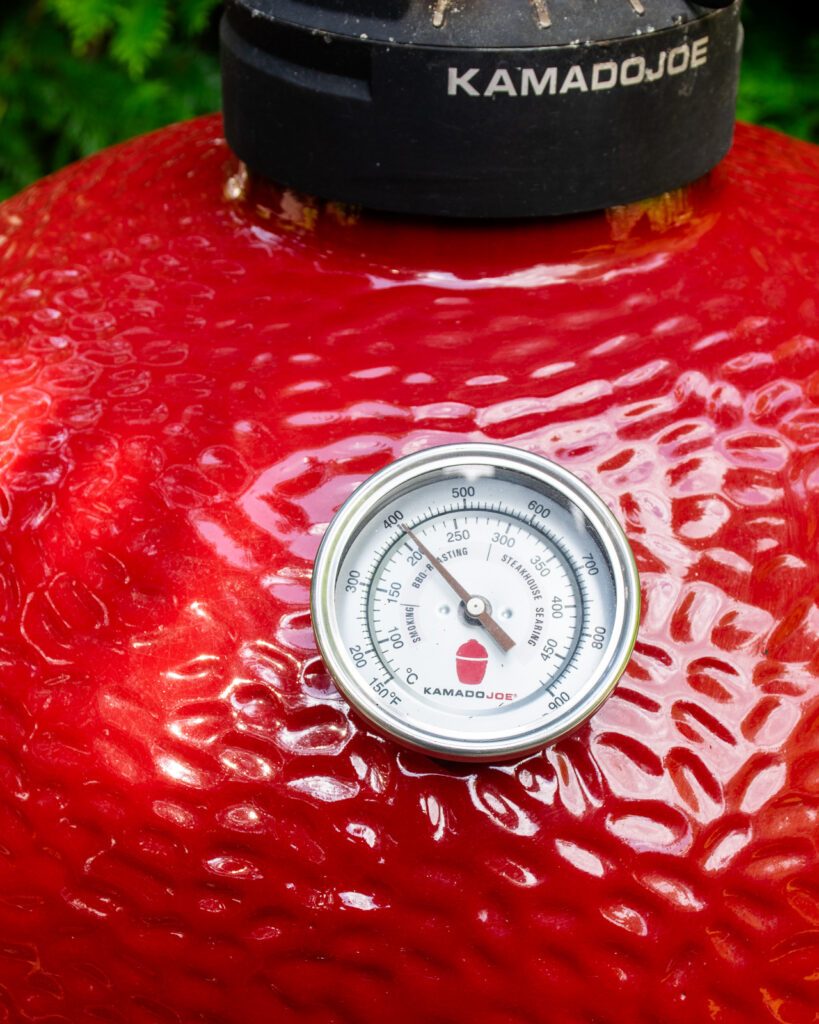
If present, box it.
[0,0,817,201]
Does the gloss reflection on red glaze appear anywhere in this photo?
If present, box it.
[0,117,818,1023]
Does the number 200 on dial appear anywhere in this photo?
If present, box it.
[311,443,640,762]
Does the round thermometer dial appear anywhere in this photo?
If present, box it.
[311,444,640,761]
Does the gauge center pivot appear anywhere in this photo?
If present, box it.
[310,443,640,762]
[400,522,515,653]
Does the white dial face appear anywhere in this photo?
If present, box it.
[311,444,639,761]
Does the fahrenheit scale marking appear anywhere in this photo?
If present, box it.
[365,504,585,715]
[311,444,640,762]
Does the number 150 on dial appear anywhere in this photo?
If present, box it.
[311,443,640,762]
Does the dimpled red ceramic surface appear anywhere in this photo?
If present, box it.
[0,116,818,1024]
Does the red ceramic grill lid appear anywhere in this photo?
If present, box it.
[0,116,817,1021]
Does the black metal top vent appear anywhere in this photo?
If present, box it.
[221,0,743,218]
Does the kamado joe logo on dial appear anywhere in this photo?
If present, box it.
[311,444,640,761]
[420,638,516,704]
[456,640,488,685]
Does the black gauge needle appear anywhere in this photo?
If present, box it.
[401,524,516,653]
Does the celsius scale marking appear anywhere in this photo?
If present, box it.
[311,443,640,761]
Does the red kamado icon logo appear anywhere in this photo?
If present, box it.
[456,639,489,686]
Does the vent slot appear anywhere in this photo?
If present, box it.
[229,12,372,100]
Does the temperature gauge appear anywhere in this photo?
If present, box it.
[311,443,640,761]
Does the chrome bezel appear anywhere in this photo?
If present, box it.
[310,443,640,762]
